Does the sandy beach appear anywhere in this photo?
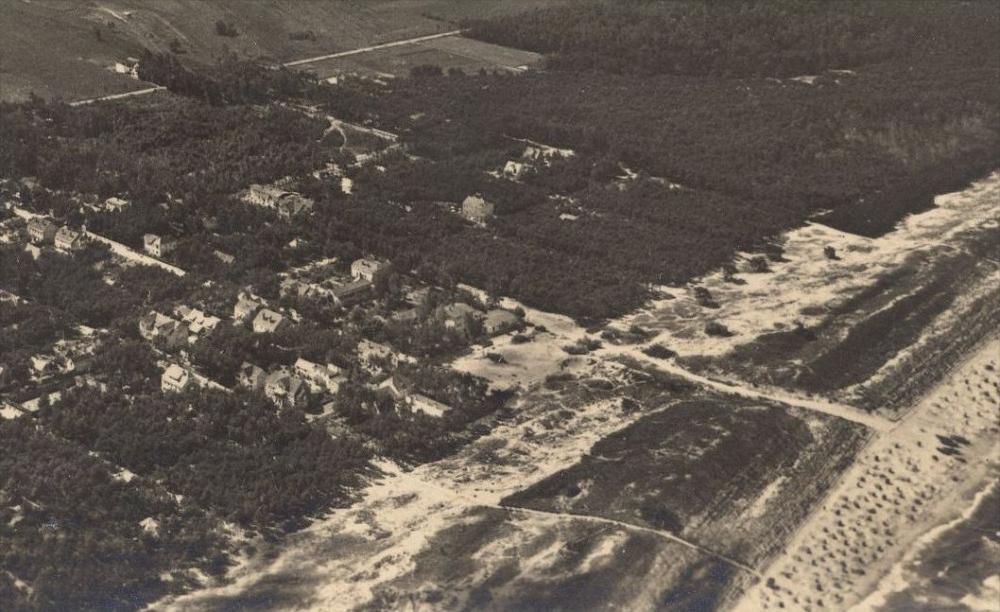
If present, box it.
[736,338,1000,611]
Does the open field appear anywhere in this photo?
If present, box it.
[300,35,542,80]
[0,0,556,103]
[0,0,445,102]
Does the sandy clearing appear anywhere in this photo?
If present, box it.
[618,173,999,360]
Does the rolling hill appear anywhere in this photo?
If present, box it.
[0,0,562,103]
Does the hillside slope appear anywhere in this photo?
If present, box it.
[0,0,455,102]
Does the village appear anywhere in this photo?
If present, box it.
[0,129,541,438]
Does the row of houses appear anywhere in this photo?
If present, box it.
[393,301,521,337]
[27,218,85,251]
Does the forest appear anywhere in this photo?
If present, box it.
[0,418,228,610]
[37,384,371,528]
[0,94,329,205]
[464,1,986,78]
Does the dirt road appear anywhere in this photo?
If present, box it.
[282,30,464,67]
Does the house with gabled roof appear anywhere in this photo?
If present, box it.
[378,376,449,418]
[252,308,288,334]
[233,290,267,322]
[54,227,84,251]
[27,218,57,244]
[263,368,309,409]
[161,364,191,393]
[138,311,188,349]
[143,234,176,258]
[237,362,266,391]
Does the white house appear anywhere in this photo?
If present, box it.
[252,309,287,334]
[143,234,176,258]
[233,291,267,322]
[294,358,344,394]
[351,257,389,282]
[27,218,57,244]
[461,195,495,223]
[161,364,190,393]
[54,227,84,251]
[104,197,130,212]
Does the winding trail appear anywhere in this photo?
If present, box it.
[498,505,763,577]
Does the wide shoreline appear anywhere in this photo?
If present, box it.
[737,335,1000,611]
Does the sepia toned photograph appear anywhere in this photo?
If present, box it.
[1,1,998,610]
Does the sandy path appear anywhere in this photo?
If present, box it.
[735,337,1000,611]
[605,348,894,432]
[499,505,761,577]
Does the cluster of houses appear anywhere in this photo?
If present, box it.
[393,300,521,338]
[28,335,97,381]
[243,184,315,219]
[81,196,131,214]
[279,257,390,306]
[230,290,282,333]
[235,357,344,410]
[139,306,221,349]
[500,142,576,181]
[26,218,85,253]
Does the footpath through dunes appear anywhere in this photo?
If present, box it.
[605,349,894,433]
[736,337,1000,612]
